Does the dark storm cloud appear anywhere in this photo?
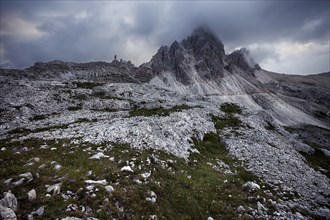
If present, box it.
[0,1,329,74]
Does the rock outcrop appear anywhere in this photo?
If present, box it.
[150,27,227,84]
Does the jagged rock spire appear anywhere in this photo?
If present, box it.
[227,48,260,73]
[150,26,227,84]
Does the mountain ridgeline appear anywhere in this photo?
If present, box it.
[1,27,260,83]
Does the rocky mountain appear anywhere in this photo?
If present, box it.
[0,27,329,220]
[0,59,152,83]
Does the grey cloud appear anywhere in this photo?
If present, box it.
[0,1,329,75]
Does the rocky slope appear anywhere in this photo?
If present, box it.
[0,27,329,219]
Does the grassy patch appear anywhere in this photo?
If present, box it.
[8,124,69,136]
[129,105,191,117]
[68,105,82,111]
[74,81,104,89]
[212,115,242,130]
[301,148,330,179]
[265,122,275,131]
[34,124,69,133]
[75,118,97,123]
[220,103,242,114]
[212,102,243,131]
[0,134,277,219]
[29,114,48,121]
[284,126,330,178]
[92,108,119,113]
[8,127,32,135]
[73,94,89,100]
[91,92,124,101]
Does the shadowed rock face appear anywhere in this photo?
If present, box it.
[150,27,227,85]
[227,48,261,74]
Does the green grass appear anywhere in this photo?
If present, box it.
[220,103,242,114]
[212,115,242,130]
[0,103,292,218]
[8,127,32,135]
[29,114,48,121]
[264,122,275,131]
[212,103,243,131]
[8,124,70,136]
[75,118,97,123]
[0,134,278,219]
[68,105,82,111]
[301,147,330,179]
[91,92,124,100]
[92,108,119,113]
[74,82,104,89]
[129,105,192,117]
[283,126,330,178]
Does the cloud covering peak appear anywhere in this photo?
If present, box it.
[0,1,329,75]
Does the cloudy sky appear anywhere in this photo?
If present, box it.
[0,1,329,75]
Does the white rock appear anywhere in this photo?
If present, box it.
[4,178,12,185]
[146,197,156,203]
[105,185,114,193]
[54,164,62,170]
[28,206,44,219]
[0,191,18,212]
[207,217,214,220]
[86,185,94,191]
[1,147,6,151]
[38,164,46,169]
[134,179,142,184]
[66,204,79,211]
[146,190,157,203]
[84,179,107,185]
[243,181,260,192]
[321,149,330,156]
[40,145,48,149]
[149,215,157,220]
[11,178,25,186]
[47,184,61,195]
[24,162,34,167]
[141,172,151,179]
[0,205,17,220]
[257,201,267,214]
[236,205,245,213]
[62,217,82,220]
[19,172,33,181]
[89,152,109,159]
[62,194,69,200]
[27,189,36,201]
[121,166,134,172]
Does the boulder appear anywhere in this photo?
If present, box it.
[0,191,17,212]
[0,205,17,220]
[242,181,260,192]
[27,189,36,201]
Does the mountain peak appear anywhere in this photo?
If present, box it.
[228,48,260,72]
[150,27,228,84]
